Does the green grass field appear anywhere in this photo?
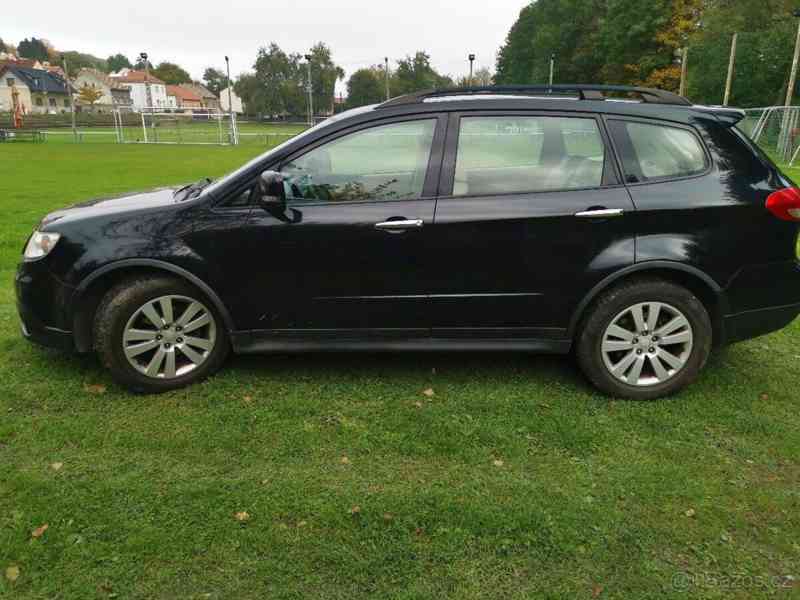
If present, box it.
[1,142,800,599]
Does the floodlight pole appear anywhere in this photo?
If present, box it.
[225,56,233,117]
[384,57,390,101]
[549,54,555,87]
[723,33,737,106]
[140,52,152,112]
[304,54,313,126]
[468,54,475,87]
[61,54,77,142]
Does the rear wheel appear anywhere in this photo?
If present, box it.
[576,279,711,400]
[94,276,229,393]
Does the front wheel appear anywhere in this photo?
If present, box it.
[94,276,230,393]
[576,279,712,400]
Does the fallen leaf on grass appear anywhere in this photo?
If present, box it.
[592,583,604,598]
[493,459,504,467]
[84,383,106,395]
[340,456,351,465]
[349,505,361,516]
[50,462,63,471]
[233,511,250,522]
[31,523,49,538]
[383,513,394,521]
[243,395,253,404]
[4,565,19,582]
[422,388,435,398]
[413,401,423,409]
[296,520,308,528]
[685,508,696,518]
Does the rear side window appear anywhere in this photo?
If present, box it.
[452,116,606,196]
[609,120,707,183]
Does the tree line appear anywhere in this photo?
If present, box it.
[496,0,799,107]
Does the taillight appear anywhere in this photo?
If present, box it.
[766,188,800,221]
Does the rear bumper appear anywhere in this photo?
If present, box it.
[15,260,76,352]
[723,302,800,344]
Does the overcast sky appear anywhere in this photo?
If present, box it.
[7,1,526,93]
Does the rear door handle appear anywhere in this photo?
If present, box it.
[574,208,625,219]
[374,219,424,231]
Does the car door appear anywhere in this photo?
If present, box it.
[238,114,446,334]
[429,111,637,338]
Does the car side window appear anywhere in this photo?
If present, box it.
[280,119,437,203]
[609,120,707,182]
[452,116,606,196]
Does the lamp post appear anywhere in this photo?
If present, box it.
[140,52,152,111]
[549,54,555,87]
[468,54,475,87]
[779,9,800,161]
[61,54,77,142]
[304,54,313,126]
[384,56,390,101]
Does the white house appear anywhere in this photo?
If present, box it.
[219,86,243,114]
[109,68,168,111]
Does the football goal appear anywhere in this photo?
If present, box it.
[114,110,240,146]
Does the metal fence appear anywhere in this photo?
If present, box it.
[741,106,800,165]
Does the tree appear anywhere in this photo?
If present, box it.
[153,61,192,85]
[60,51,107,76]
[686,0,796,106]
[307,42,345,114]
[346,67,385,108]
[392,51,453,95]
[0,37,5,53]
[107,53,132,73]
[203,67,229,95]
[234,72,263,114]
[77,83,104,105]
[456,67,494,88]
[134,56,154,71]
[253,43,303,116]
[17,37,49,61]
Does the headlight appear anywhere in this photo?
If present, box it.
[24,231,61,260]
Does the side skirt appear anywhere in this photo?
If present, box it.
[231,329,572,354]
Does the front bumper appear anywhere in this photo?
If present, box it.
[15,260,77,352]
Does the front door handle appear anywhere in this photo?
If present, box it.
[574,208,625,219]
[374,219,424,231]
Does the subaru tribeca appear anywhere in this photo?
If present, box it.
[15,85,800,399]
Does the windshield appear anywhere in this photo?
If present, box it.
[202,105,377,197]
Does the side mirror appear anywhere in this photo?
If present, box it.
[256,170,286,213]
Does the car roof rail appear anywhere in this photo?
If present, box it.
[377,84,693,108]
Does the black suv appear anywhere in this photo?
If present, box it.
[15,85,800,399]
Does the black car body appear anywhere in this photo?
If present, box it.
[15,85,800,398]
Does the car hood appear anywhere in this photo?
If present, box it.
[40,187,179,228]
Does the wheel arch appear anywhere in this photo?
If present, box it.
[568,261,728,346]
[71,259,235,353]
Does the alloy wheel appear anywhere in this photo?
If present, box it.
[600,301,693,387]
[122,295,217,379]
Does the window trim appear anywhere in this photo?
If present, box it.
[275,113,448,208]
[604,117,712,186]
[438,110,620,200]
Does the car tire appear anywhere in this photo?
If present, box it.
[94,276,230,393]
[576,278,712,400]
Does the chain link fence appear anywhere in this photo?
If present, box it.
[741,107,800,166]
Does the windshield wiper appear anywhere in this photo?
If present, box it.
[174,178,213,202]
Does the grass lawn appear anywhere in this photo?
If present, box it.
[1,142,799,599]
